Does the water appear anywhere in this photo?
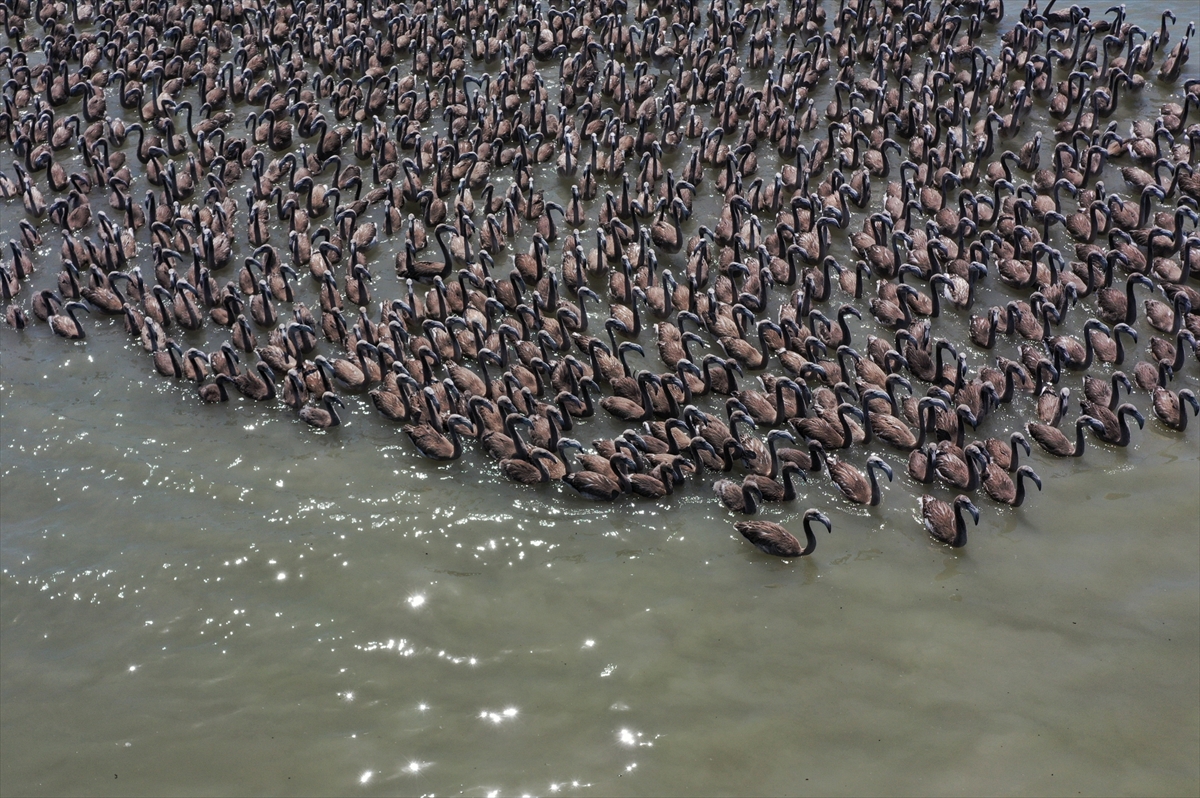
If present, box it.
[2,2,1199,795]
[3,348,1196,797]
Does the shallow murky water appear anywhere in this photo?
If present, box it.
[2,0,1199,795]
[3,327,1197,797]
